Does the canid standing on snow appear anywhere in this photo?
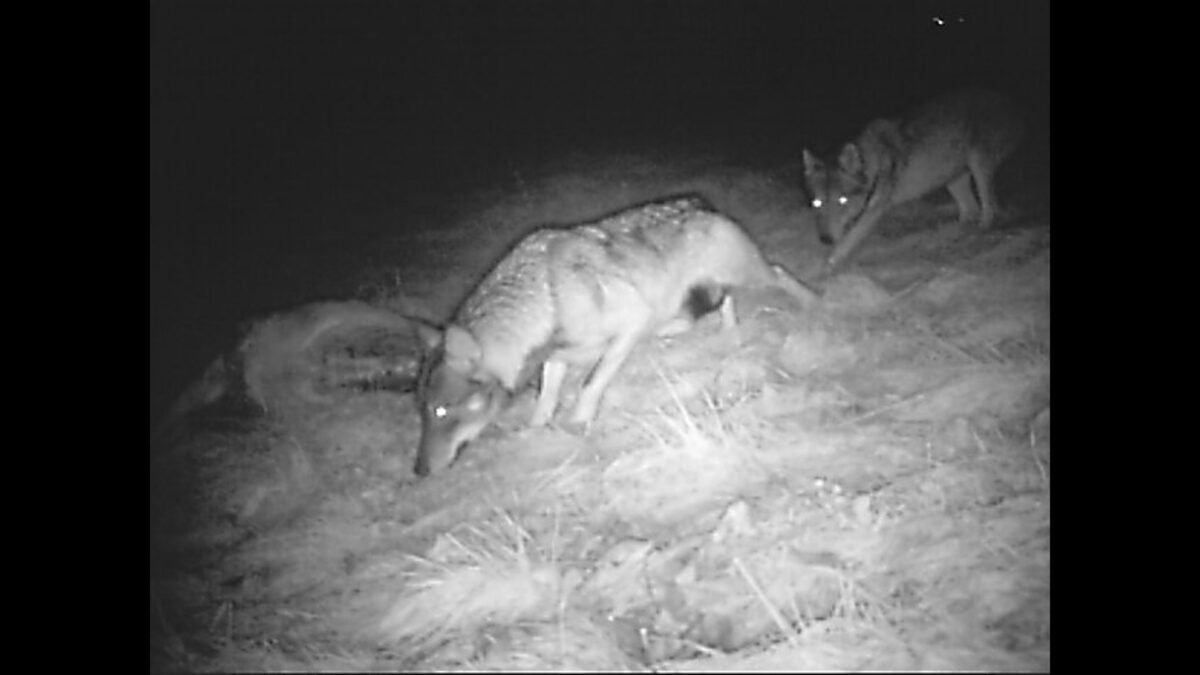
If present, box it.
[414,195,819,476]
[803,88,1024,271]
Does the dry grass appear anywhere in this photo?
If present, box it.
[151,150,1049,672]
[373,509,645,670]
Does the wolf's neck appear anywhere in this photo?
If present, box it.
[463,315,558,391]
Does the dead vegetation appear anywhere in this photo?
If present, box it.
[150,149,1048,672]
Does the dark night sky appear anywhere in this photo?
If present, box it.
[149,1,1049,417]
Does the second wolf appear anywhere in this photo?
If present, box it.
[803,88,1024,272]
[415,195,819,476]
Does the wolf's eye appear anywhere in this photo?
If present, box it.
[811,198,823,208]
[433,405,449,419]
[837,196,849,205]
[465,393,487,412]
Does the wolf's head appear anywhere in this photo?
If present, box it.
[414,324,510,476]
[802,146,872,246]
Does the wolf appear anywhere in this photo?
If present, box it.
[151,301,422,449]
[803,88,1024,272]
[414,195,820,476]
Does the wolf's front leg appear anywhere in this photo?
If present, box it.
[770,264,822,306]
[568,331,644,429]
[825,208,885,272]
[530,360,567,427]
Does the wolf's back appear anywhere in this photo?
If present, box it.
[447,195,782,388]
[904,88,1024,161]
[545,196,783,327]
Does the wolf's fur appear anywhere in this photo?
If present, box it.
[414,195,819,476]
[151,354,233,448]
[238,300,420,411]
[151,301,421,448]
[803,88,1024,271]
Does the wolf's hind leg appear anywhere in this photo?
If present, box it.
[947,172,981,224]
[967,153,1000,229]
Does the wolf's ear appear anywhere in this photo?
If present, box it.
[837,142,864,174]
[876,118,903,137]
[802,149,823,176]
[867,118,904,150]
[412,319,443,350]
[443,324,483,369]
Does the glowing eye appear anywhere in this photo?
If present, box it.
[837,196,849,205]
[811,198,823,208]
[465,393,488,412]
[433,405,449,419]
